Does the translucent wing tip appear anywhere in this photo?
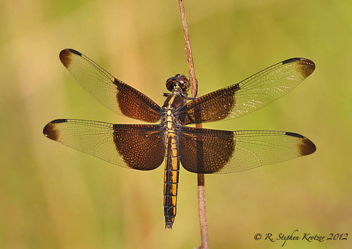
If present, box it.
[283,58,316,78]
[59,49,81,68]
[285,132,316,156]
[43,119,67,141]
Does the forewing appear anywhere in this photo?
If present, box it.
[43,119,165,170]
[179,58,315,124]
[60,49,161,122]
[179,127,316,174]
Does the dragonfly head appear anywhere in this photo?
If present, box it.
[166,74,190,93]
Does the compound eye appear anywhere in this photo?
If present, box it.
[166,74,190,92]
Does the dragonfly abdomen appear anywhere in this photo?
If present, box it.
[163,134,180,229]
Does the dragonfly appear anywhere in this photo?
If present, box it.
[43,49,316,228]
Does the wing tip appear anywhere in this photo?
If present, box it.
[282,57,316,78]
[285,132,316,156]
[59,49,81,68]
[300,137,316,156]
[43,119,66,141]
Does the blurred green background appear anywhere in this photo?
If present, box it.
[1,0,351,248]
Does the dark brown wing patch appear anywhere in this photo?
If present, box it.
[180,84,240,125]
[113,124,165,170]
[115,79,162,122]
[179,127,235,173]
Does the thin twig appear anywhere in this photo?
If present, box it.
[196,174,208,249]
[178,1,209,248]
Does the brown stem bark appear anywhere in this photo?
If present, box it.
[178,1,209,248]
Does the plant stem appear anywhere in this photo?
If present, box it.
[178,1,209,248]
